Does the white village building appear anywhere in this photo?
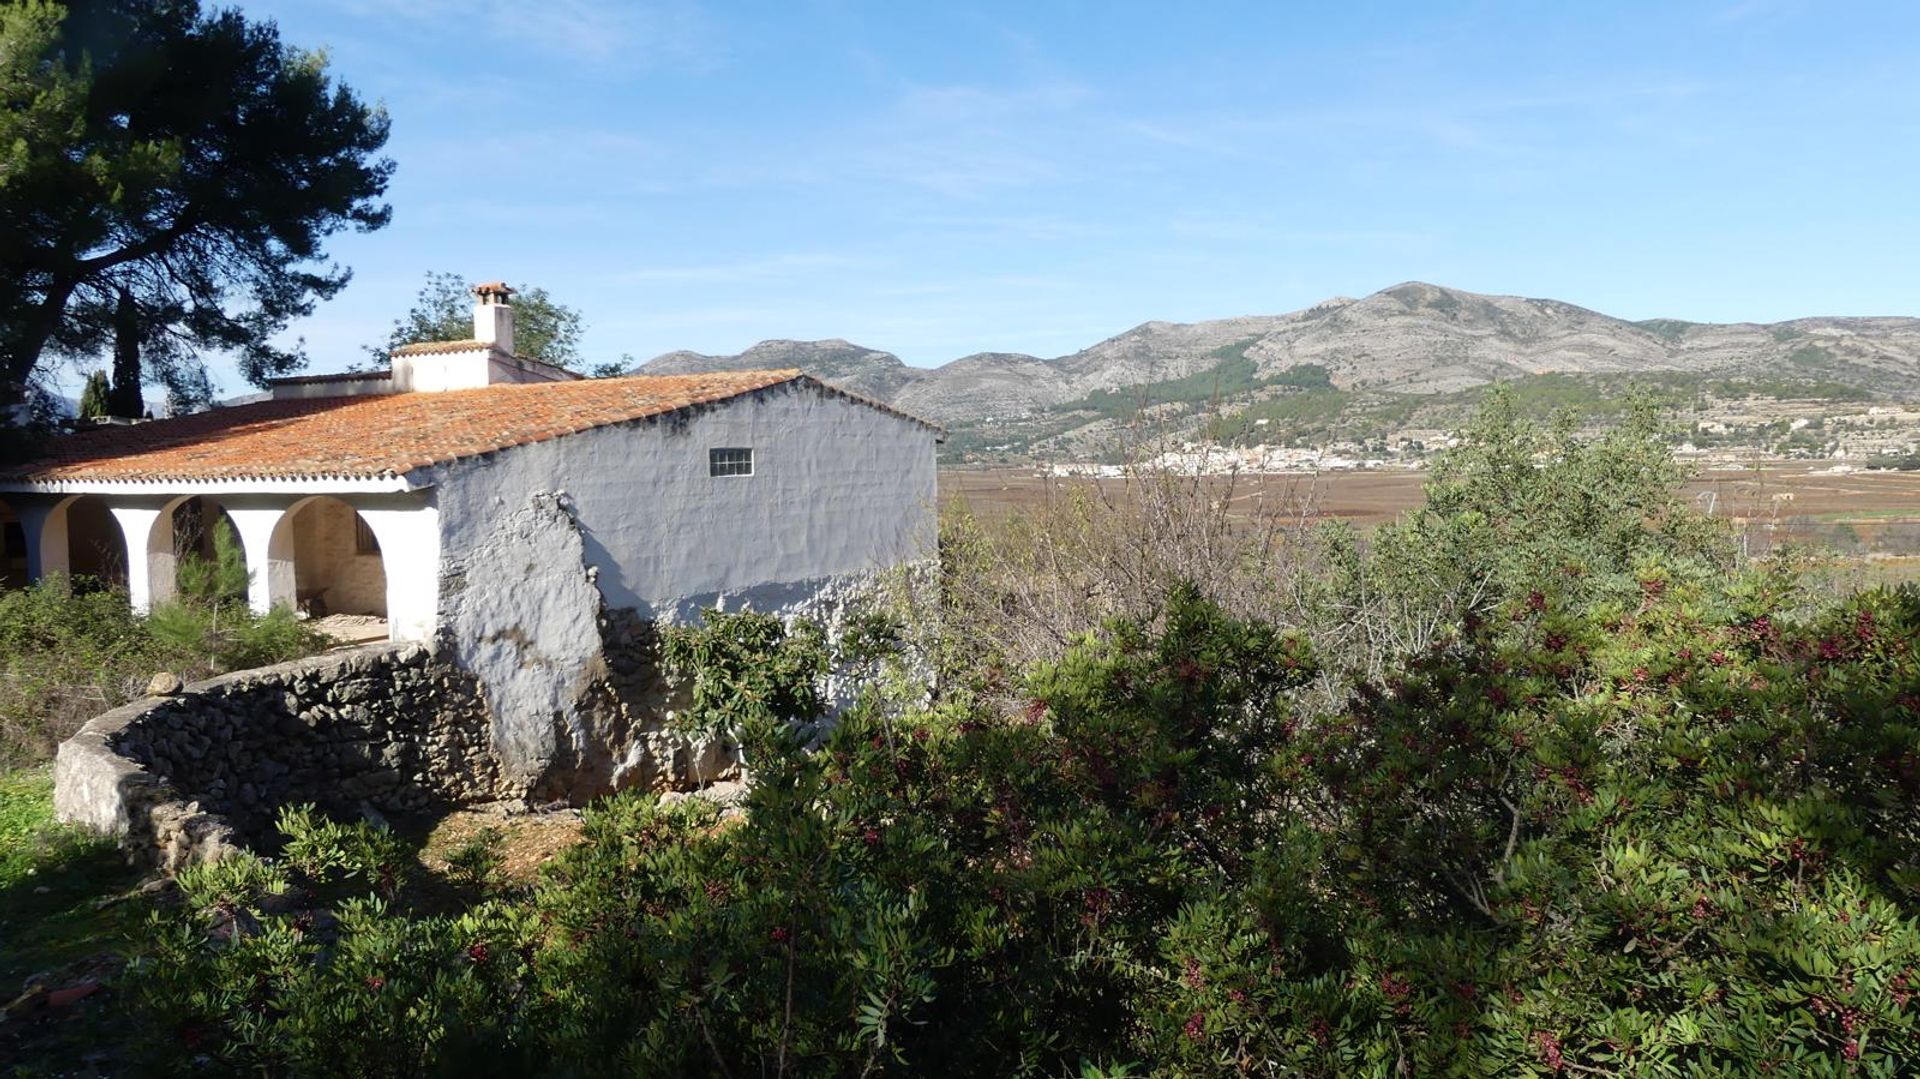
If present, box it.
[0,284,942,644]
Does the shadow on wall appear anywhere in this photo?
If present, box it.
[54,644,500,867]
[287,496,388,617]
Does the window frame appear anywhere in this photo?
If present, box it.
[708,447,755,478]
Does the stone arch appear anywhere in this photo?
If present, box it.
[270,496,389,619]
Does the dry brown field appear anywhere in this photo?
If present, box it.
[943,464,1920,523]
[941,464,1920,586]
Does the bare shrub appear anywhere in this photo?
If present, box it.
[935,425,1322,692]
[933,391,1743,708]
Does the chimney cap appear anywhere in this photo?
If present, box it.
[472,281,515,303]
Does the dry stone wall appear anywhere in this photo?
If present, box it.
[54,643,500,867]
[112,644,499,833]
[53,628,746,869]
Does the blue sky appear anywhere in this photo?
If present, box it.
[207,0,1920,391]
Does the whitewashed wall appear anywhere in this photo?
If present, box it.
[391,350,577,393]
[424,381,936,792]
[429,381,939,622]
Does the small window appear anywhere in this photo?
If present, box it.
[709,447,754,477]
[354,517,381,555]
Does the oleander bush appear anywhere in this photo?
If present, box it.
[113,400,1920,1076]
[126,573,1919,1076]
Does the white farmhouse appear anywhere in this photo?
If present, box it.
[0,284,941,644]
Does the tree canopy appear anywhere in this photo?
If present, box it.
[0,0,393,399]
[75,368,108,419]
[370,270,587,369]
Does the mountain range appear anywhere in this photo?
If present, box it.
[635,282,1920,456]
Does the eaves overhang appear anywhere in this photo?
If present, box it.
[0,473,428,497]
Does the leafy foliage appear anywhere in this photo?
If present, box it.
[0,577,168,767]
[122,570,1920,1076]
[0,521,324,768]
[0,0,393,389]
[369,270,586,368]
[76,368,109,418]
[1285,389,1733,684]
[95,400,1920,1075]
[146,517,324,676]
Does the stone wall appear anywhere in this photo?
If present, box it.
[52,520,920,868]
[54,643,499,869]
[52,628,749,870]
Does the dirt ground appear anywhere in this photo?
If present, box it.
[409,806,585,884]
[309,612,390,645]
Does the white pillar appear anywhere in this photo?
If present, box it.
[219,499,297,615]
[106,503,168,613]
[12,497,71,584]
[349,496,441,642]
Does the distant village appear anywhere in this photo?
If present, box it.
[1043,401,1920,478]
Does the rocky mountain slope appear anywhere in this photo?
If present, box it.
[635,282,1920,456]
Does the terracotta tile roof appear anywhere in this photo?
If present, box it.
[390,339,491,356]
[4,371,825,485]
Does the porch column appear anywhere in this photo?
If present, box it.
[106,502,170,613]
[219,497,297,615]
[11,497,71,584]
[350,495,441,642]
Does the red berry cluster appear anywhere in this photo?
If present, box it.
[1534,1030,1565,1072]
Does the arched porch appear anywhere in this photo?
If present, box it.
[1,488,440,642]
[222,491,438,641]
[15,494,135,593]
[280,495,390,619]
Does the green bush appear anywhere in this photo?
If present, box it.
[123,574,1919,1076]
[0,577,174,767]
[108,398,1920,1075]
[0,520,326,767]
[1291,390,1735,682]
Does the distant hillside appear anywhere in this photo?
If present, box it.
[639,339,923,402]
[634,282,1920,459]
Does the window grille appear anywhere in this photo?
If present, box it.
[709,447,754,477]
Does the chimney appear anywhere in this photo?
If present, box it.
[472,281,515,354]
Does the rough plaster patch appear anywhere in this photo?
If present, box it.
[441,492,606,790]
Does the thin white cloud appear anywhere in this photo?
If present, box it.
[611,253,873,285]
[291,0,717,68]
